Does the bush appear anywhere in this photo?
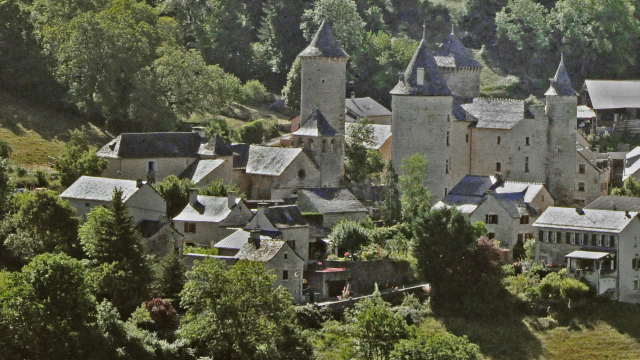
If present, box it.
[390,331,482,360]
[237,119,280,144]
[359,243,389,261]
[539,272,563,299]
[327,220,373,255]
[16,166,27,177]
[560,277,590,302]
[34,170,48,187]
[241,80,269,103]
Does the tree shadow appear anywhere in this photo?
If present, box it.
[561,299,640,341]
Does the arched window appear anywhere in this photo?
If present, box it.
[298,169,306,180]
[331,139,337,152]
[322,139,327,152]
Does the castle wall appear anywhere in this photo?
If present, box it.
[391,95,453,201]
[504,118,549,184]
[300,57,347,135]
[469,128,511,177]
[449,120,472,189]
[441,67,481,99]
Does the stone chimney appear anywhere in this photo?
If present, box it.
[576,206,584,215]
[136,178,143,188]
[188,188,199,206]
[249,230,261,249]
[351,92,355,101]
[192,126,206,139]
[228,192,236,209]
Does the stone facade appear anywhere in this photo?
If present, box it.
[545,95,578,205]
[263,244,305,303]
[440,67,481,99]
[102,157,198,183]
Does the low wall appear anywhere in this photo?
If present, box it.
[316,284,431,314]
[323,258,417,296]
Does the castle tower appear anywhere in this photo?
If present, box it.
[545,54,578,205]
[294,21,349,187]
[390,25,454,200]
[434,26,481,101]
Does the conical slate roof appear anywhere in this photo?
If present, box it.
[545,54,577,96]
[298,20,349,59]
[435,27,480,68]
[390,26,451,96]
[292,109,337,137]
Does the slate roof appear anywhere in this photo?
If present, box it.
[236,239,287,262]
[624,159,640,182]
[545,54,577,96]
[173,196,240,222]
[231,143,250,169]
[298,20,349,59]
[607,152,628,161]
[585,196,640,212]
[461,98,525,129]
[533,207,637,233]
[435,28,480,68]
[97,133,203,159]
[61,176,142,202]
[214,229,272,250]
[577,105,596,119]
[245,146,304,176]
[345,123,392,150]
[136,221,183,239]
[180,159,226,184]
[299,188,368,214]
[448,175,497,197]
[197,135,234,157]
[292,109,337,137]
[584,80,640,109]
[390,28,451,96]
[626,146,640,161]
[264,205,307,228]
[623,147,640,181]
[345,97,392,119]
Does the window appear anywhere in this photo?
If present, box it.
[578,182,585,192]
[520,215,529,224]
[541,195,545,202]
[486,214,498,224]
[282,270,289,281]
[445,160,449,174]
[488,233,495,239]
[543,231,549,242]
[322,139,327,152]
[446,132,450,146]
[497,136,501,145]
[496,162,501,172]
[635,277,639,291]
[466,134,469,143]
[570,232,576,245]
[578,233,585,245]
[288,240,296,250]
[579,164,586,173]
[634,255,640,269]
[284,253,288,259]
[525,157,529,173]
[447,114,450,122]
[525,137,530,146]
[417,68,425,85]
[146,161,156,172]
[606,235,614,247]
[552,232,557,243]
[183,222,196,233]
[331,139,336,151]
[298,169,306,180]
[85,202,90,207]
[565,232,571,244]
[321,79,325,83]
[591,234,597,246]
[518,233,523,242]
[444,188,448,196]
[597,235,603,247]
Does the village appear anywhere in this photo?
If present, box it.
[5,3,640,358]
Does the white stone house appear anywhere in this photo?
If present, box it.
[213,228,273,257]
[60,176,166,223]
[533,206,640,303]
[297,188,368,228]
[575,132,611,205]
[172,191,253,247]
[433,175,554,251]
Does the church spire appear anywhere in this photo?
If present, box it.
[298,20,349,59]
[545,53,577,96]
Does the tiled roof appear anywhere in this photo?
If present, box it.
[299,20,349,59]
[292,109,337,137]
[245,146,303,176]
[97,133,202,159]
[345,123,391,150]
[435,28,480,68]
[214,229,272,250]
[533,207,637,233]
[172,195,240,222]
[390,29,451,97]
[61,176,142,201]
[586,196,640,212]
[461,98,524,129]
[236,239,286,262]
[298,188,367,214]
[345,97,392,118]
[180,159,226,184]
[584,80,640,110]
[545,54,577,96]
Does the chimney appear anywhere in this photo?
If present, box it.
[351,92,355,101]
[398,72,404,82]
[494,173,504,185]
[136,178,143,188]
[249,230,261,249]
[228,192,236,209]
[188,188,199,206]
[626,210,631,218]
[576,206,584,215]
[192,126,206,139]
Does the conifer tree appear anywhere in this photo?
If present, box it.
[381,161,402,226]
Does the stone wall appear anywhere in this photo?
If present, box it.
[441,67,481,99]
[545,95,578,205]
[102,157,197,182]
[300,57,347,135]
[323,258,417,296]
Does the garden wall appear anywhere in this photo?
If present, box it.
[323,258,417,296]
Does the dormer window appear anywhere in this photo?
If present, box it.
[298,169,306,180]
[417,68,425,85]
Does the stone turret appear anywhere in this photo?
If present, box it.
[434,26,481,101]
[296,21,348,187]
[545,54,578,205]
[390,24,454,200]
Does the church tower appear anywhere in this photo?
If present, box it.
[293,21,349,187]
[545,54,578,205]
[435,26,481,101]
[390,25,454,200]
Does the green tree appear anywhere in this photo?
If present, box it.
[54,127,107,187]
[282,57,301,111]
[199,179,243,198]
[455,0,509,48]
[472,221,489,238]
[390,331,482,360]
[179,258,312,359]
[327,219,373,255]
[80,188,152,315]
[399,153,431,221]
[2,191,81,259]
[0,141,11,159]
[154,175,195,218]
[237,119,280,144]
[205,116,238,143]
[301,0,366,54]
[0,159,13,217]
[345,118,385,184]
[611,177,640,197]
[153,250,186,300]
[381,161,402,226]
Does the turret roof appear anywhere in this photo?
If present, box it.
[390,25,451,96]
[292,109,337,137]
[298,20,349,59]
[435,27,480,68]
[545,54,577,96]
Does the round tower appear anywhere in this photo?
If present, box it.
[390,25,454,200]
[545,54,578,205]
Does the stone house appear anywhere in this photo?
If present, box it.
[179,158,234,187]
[345,94,392,124]
[60,176,166,223]
[137,220,184,257]
[213,228,273,256]
[533,206,640,303]
[433,175,554,251]
[582,80,640,122]
[172,191,253,247]
[575,133,611,205]
[297,188,368,228]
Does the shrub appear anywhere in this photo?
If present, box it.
[16,166,27,177]
[539,272,563,299]
[237,119,280,144]
[390,331,482,360]
[560,277,590,302]
[34,170,48,187]
[144,298,179,330]
[327,220,373,255]
[359,243,389,261]
[241,79,268,103]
